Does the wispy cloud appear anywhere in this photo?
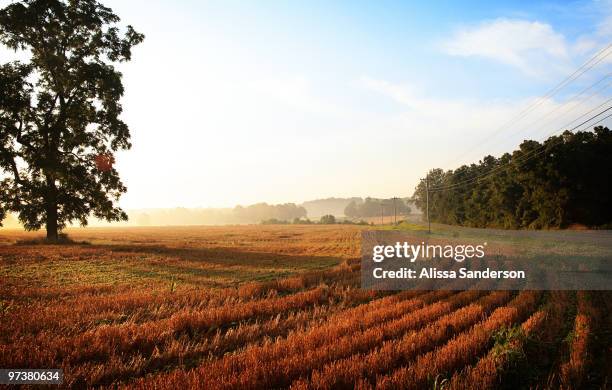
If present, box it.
[358,76,517,124]
[441,18,570,77]
[596,0,612,38]
[357,75,610,168]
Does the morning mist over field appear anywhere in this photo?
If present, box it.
[0,1,611,388]
[3,0,611,212]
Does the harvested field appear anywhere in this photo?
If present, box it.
[0,225,609,389]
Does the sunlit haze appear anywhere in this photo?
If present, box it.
[2,0,612,209]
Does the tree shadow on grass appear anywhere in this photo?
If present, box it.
[14,233,91,246]
[91,243,344,271]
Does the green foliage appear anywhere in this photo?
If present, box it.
[344,197,411,218]
[413,127,612,229]
[235,203,307,224]
[319,214,336,224]
[492,325,527,362]
[301,197,362,218]
[0,0,144,239]
[292,217,313,224]
[260,218,289,225]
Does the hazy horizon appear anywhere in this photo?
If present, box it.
[1,0,612,210]
[0,196,422,228]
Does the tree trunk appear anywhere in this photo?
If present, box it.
[45,176,59,242]
[46,204,58,241]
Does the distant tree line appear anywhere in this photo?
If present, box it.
[261,214,370,225]
[412,126,612,229]
[233,203,306,224]
[300,197,362,218]
[344,197,411,218]
[81,203,307,226]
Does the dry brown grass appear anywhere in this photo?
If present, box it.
[0,225,609,389]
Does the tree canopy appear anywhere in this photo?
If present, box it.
[413,127,612,229]
[344,197,411,218]
[0,0,143,240]
[233,203,307,224]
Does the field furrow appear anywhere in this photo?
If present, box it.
[374,290,543,390]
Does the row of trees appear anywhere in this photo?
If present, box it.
[261,214,370,225]
[412,126,612,229]
[300,197,363,219]
[233,203,307,224]
[344,197,411,218]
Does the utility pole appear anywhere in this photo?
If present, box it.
[380,202,384,225]
[392,197,398,225]
[426,174,431,234]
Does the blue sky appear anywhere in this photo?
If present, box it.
[2,0,611,209]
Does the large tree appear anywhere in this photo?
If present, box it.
[0,0,143,240]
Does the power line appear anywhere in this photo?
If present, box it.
[391,197,399,225]
[425,175,430,233]
[420,110,612,234]
[538,95,612,138]
[429,109,612,193]
[487,110,612,178]
[430,105,612,191]
[432,98,612,190]
[508,73,612,142]
[455,74,612,170]
[438,42,612,171]
[418,43,612,229]
[470,96,612,181]
[429,104,612,192]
